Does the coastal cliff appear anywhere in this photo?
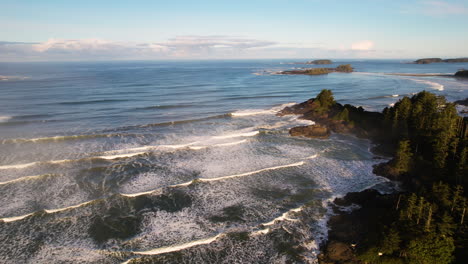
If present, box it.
[280,90,468,264]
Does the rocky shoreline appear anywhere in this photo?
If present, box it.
[278,91,403,263]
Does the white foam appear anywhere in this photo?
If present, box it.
[212,131,259,139]
[0,115,12,122]
[407,78,444,91]
[0,161,41,170]
[262,206,303,226]
[392,94,399,97]
[96,152,146,160]
[252,228,270,236]
[0,158,73,170]
[44,200,95,214]
[0,174,57,185]
[231,109,273,117]
[122,160,305,197]
[133,233,224,256]
[200,161,304,182]
[0,199,96,223]
[1,212,34,222]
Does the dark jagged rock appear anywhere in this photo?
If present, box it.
[320,241,355,263]
[455,70,468,78]
[318,190,398,264]
[289,124,330,138]
[455,98,468,106]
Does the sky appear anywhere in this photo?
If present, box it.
[1,0,468,61]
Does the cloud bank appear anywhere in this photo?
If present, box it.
[0,36,386,61]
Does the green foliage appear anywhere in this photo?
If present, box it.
[303,68,330,75]
[393,140,413,173]
[379,227,401,254]
[335,64,353,72]
[315,89,335,111]
[383,91,465,180]
[407,233,455,264]
[350,91,467,263]
[333,108,350,122]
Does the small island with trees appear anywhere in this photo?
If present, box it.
[279,89,468,264]
[279,64,354,75]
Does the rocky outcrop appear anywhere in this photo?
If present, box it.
[318,189,398,264]
[455,70,468,78]
[455,98,468,106]
[319,241,355,264]
[279,98,384,141]
[289,125,330,138]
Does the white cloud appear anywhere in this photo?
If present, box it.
[351,40,375,51]
[423,1,468,15]
[0,37,407,61]
[402,1,468,16]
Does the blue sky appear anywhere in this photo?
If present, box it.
[1,0,468,61]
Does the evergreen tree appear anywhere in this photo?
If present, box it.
[394,140,413,173]
[315,89,335,111]
[407,233,455,264]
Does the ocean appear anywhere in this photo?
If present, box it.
[0,59,467,263]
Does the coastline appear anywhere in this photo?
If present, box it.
[278,90,467,263]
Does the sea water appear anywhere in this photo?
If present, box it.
[0,59,467,263]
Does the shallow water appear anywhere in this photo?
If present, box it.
[0,59,467,263]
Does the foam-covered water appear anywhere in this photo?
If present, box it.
[0,60,466,263]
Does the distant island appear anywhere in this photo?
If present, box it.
[413,57,468,64]
[307,59,332,65]
[291,59,333,65]
[279,64,353,75]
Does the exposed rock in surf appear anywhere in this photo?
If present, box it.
[319,241,354,263]
[455,98,468,106]
[455,70,468,78]
[289,125,330,139]
[318,189,398,264]
[279,95,383,142]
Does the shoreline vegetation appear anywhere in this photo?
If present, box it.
[279,64,354,75]
[279,90,467,264]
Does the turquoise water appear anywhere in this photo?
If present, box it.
[0,60,466,263]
